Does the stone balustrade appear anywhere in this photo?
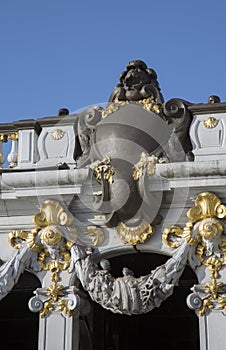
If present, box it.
[1,101,226,172]
[0,113,80,170]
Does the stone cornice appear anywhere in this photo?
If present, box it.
[188,102,226,114]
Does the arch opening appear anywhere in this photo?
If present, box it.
[90,253,199,350]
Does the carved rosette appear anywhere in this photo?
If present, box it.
[163,192,226,316]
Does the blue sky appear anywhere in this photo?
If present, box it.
[0,0,226,123]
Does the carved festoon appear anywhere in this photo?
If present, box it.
[2,191,226,320]
[69,241,190,315]
[163,192,226,316]
[0,198,182,317]
[0,200,103,318]
[1,59,226,350]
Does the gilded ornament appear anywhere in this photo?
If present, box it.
[162,226,183,249]
[132,152,148,181]
[116,220,153,245]
[33,200,75,228]
[133,165,143,181]
[162,192,226,316]
[133,153,160,180]
[8,199,78,318]
[0,134,8,143]
[33,211,48,227]
[187,192,226,222]
[183,221,200,246]
[102,97,129,118]
[8,230,28,249]
[93,156,115,184]
[58,299,73,317]
[138,97,161,114]
[198,297,214,316]
[198,217,223,240]
[40,282,65,318]
[85,226,104,246]
[26,228,42,252]
[8,132,19,141]
[49,129,65,140]
[203,116,219,129]
[40,227,62,246]
[101,96,161,119]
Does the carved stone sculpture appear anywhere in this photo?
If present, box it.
[75,60,193,232]
[76,106,103,167]
[108,59,164,104]
[0,200,103,318]
[163,192,226,316]
[69,241,190,315]
[1,193,225,321]
[0,197,189,318]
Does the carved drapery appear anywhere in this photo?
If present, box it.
[0,200,103,318]
[163,192,226,316]
[1,192,226,319]
[69,241,190,315]
[0,197,189,318]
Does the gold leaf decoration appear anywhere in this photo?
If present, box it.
[102,97,129,118]
[40,227,62,246]
[93,156,115,184]
[198,217,223,240]
[86,226,104,246]
[49,129,65,140]
[138,96,161,114]
[187,192,226,222]
[162,226,183,249]
[162,192,226,316]
[116,220,153,245]
[9,199,77,318]
[8,230,28,249]
[203,116,219,129]
[101,96,161,119]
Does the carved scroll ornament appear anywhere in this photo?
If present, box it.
[76,61,193,235]
[3,194,224,318]
[0,197,193,318]
[163,192,226,316]
[0,200,104,318]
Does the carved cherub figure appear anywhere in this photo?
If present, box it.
[108,59,164,103]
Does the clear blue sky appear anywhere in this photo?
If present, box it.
[0,0,226,123]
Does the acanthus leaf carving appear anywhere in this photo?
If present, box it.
[163,191,226,316]
[0,199,104,318]
[6,193,226,319]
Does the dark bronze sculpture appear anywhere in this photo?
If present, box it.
[108,59,164,104]
[76,60,193,228]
